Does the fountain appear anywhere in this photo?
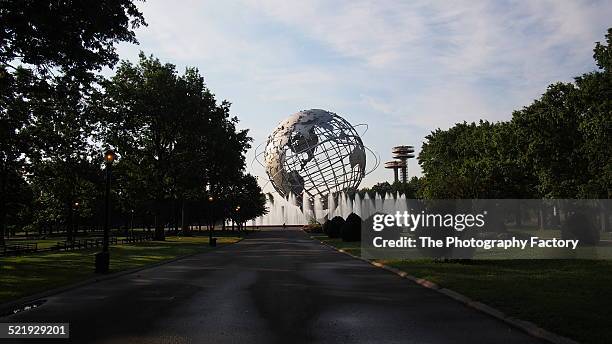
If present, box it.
[253,191,411,226]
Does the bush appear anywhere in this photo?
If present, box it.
[303,222,323,233]
[561,212,600,246]
[341,213,362,242]
[327,216,345,238]
[322,220,332,236]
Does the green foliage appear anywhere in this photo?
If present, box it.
[341,213,361,242]
[561,213,600,245]
[357,177,422,199]
[322,219,332,236]
[0,235,241,304]
[318,235,612,344]
[594,28,612,72]
[0,0,146,80]
[226,174,268,227]
[0,0,145,244]
[1,2,259,243]
[512,60,610,198]
[419,121,532,199]
[419,28,611,200]
[327,216,345,238]
[304,219,323,233]
[93,53,256,232]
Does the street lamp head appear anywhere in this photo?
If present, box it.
[104,149,116,165]
[235,205,241,211]
[74,202,79,207]
[208,196,214,202]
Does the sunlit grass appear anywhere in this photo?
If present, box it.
[0,234,241,304]
[3,238,61,250]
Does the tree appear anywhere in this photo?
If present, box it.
[95,53,252,239]
[0,67,32,244]
[511,83,587,198]
[29,157,101,239]
[417,27,611,201]
[25,75,105,241]
[226,174,267,230]
[418,121,529,199]
[0,0,145,244]
[512,29,611,199]
[95,54,190,239]
[574,28,612,198]
[0,0,145,80]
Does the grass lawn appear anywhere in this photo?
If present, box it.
[511,228,612,241]
[3,238,64,250]
[313,235,612,344]
[0,234,242,305]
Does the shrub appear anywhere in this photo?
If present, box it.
[322,220,332,236]
[341,213,362,242]
[561,212,599,246]
[303,222,323,233]
[328,216,345,238]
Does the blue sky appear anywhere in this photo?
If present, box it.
[114,0,612,191]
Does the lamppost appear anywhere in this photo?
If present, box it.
[130,209,135,238]
[208,195,216,246]
[95,149,115,273]
[74,202,79,235]
[235,205,241,231]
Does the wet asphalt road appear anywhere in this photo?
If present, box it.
[1,228,542,344]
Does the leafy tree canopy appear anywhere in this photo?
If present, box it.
[418,28,611,199]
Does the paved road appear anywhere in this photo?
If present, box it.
[2,228,542,343]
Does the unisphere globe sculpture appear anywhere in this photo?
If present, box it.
[264,109,366,205]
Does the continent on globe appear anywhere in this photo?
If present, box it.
[264,109,366,207]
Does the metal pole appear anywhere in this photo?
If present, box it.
[75,204,79,235]
[208,196,215,246]
[96,151,113,273]
[208,202,213,242]
[103,164,111,252]
[181,201,185,234]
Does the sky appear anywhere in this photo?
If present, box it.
[114,0,612,192]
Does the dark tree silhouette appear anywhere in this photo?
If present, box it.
[0,0,145,245]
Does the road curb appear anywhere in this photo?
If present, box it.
[311,235,580,344]
[0,238,243,316]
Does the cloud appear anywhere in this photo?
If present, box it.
[116,0,612,187]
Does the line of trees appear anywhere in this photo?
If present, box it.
[0,1,267,244]
[418,28,611,201]
[354,178,422,199]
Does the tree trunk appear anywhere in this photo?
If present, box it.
[154,212,165,241]
[181,199,190,236]
[600,201,610,232]
[538,204,544,230]
[515,202,522,227]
